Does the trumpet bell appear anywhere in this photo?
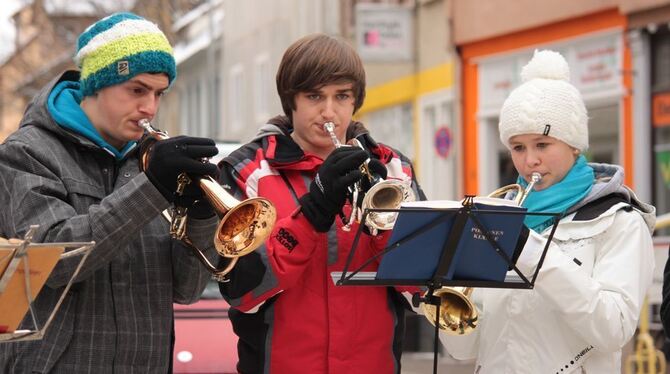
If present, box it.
[362,180,416,231]
[199,177,277,258]
[215,198,277,257]
[421,287,478,336]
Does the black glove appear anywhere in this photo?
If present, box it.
[299,147,368,232]
[145,136,219,215]
[355,158,387,203]
[366,158,388,184]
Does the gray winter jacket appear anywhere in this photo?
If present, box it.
[0,71,217,373]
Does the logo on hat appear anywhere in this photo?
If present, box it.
[117,61,129,75]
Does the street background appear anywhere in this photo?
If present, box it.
[3,1,670,373]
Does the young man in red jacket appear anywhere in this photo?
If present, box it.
[217,33,425,374]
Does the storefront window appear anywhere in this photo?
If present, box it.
[364,103,414,158]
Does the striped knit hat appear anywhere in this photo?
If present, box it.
[74,12,177,97]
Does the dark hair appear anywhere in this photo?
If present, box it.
[276,33,366,120]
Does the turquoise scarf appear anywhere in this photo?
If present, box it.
[517,155,594,232]
[47,80,136,160]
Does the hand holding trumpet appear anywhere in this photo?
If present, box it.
[140,123,219,218]
[320,122,415,233]
[299,147,368,232]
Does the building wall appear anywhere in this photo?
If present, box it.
[356,0,458,200]
[453,0,670,44]
[219,0,340,143]
[453,0,619,44]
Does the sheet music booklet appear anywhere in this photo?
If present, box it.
[375,197,527,282]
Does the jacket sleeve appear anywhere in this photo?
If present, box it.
[517,209,654,352]
[172,215,220,304]
[0,138,213,294]
[660,244,670,335]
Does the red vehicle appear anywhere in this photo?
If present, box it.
[173,281,238,373]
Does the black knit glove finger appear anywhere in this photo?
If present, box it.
[359,158,388,192]
[173,166,220,219]
[145,136,219,203]
[299,147,368,232]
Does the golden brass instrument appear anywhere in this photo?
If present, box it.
[420,173,542,335]
[323,122,415,234]
[624,210,669,374]
[487,172,542,205]
[138,119,277,279]
[422,287,478,335]
[624,297,666,374]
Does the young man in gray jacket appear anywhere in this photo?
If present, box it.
[0,12,219,373]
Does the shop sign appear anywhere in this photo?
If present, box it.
[571,34,621,96]
[478,32,622,116]
[653,93,670,128]
[355,4,413,62]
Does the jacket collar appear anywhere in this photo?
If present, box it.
[254,115,396,169]
[20,71,110,153]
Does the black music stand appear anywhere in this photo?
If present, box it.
[333,196,562,374]
[0,225,94,342]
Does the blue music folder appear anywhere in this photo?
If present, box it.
[375,198,527,282]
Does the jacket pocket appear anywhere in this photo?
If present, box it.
[62,179,105,213]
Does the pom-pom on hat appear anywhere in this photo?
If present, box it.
[498,50,588,151]
[74,12,177,97]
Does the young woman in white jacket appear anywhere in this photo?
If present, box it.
[440,50,656,374]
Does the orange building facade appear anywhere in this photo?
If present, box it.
[458,9,635,197]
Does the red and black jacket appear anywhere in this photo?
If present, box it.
[218,116,425,374]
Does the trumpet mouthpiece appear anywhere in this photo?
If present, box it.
[323,122,341,147]
[530,172,542,183]
[138,119,151,130]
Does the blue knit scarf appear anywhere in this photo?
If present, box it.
[47,80,136,160]
[517,155,594,232]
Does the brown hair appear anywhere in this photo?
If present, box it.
[276,33,366,120]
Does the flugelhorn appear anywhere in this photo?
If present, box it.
[420,172,543,335]
[488,172,542,205]
[138,119,277,278]
[323,122,415,234]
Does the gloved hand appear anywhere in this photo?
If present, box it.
[145,136,219,217]
[355,158,388,204]
[365,158,388,185]
[299,147,368,232]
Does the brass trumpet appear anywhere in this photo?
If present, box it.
[138,119,277,278]
[488,172,542,205]
[420,172,543,335]
[323,122,415,234]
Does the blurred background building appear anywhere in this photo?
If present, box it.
[2,0,670,370]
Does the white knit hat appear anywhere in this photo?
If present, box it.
[498,50,588,151]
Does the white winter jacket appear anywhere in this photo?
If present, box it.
[441,163,656,374]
